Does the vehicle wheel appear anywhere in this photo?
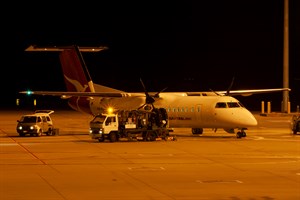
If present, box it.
[146,131,156,141]
[36,130,42,137]
[109,132,117,142]
[98,135,104,142]
[46,128,53,136]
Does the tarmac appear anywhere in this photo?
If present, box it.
[0,109,299,200]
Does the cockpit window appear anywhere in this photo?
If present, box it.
[227,102,240,108]
[215,102,227,108]
[215,102,242,108]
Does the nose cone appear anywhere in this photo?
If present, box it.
[243,111,258,127]
[215,108,258,128]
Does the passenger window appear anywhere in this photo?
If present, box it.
[42,116,47,122]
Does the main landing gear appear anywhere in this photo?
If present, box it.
[192,127,247,139]
[192,128,203,134]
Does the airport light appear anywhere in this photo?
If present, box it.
[26,90,33,95]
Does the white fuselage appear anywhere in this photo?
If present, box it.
[87,93,257,130]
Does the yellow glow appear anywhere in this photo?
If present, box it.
[107,107,114,114]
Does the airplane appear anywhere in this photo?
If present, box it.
[20,45,291,138]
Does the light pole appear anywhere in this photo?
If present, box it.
[282,0,289,113]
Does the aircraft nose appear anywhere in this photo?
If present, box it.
[244,112,258,127]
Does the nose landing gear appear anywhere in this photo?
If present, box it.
[236,128,247,138]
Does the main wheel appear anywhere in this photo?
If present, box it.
[192,128,203,134]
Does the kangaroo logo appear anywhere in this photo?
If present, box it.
[64,75,88,92]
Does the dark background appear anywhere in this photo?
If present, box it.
[3,1,300,111]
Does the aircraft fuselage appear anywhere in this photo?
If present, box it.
[68,94,257,130]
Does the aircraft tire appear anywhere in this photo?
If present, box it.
[242,132,246,137]
[236,131,243,138]
[192,128,203,134]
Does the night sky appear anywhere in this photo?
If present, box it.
[3,1,300,111]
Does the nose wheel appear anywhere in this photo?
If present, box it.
[236,129,247,138]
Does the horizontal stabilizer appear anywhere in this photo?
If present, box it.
[25,45,108,52]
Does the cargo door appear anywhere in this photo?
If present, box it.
[41,116,49,133]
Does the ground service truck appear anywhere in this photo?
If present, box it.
[89,108,173,142]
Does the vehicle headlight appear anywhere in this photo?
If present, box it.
[30,126,35,130]
[18,126,23,130]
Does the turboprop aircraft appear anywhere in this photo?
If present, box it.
[20,45,291,138]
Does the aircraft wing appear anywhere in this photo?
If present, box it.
[20,87,291,98]
[19,91,145,98]
[215,88,291,96]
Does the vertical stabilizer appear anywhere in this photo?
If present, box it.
[59,45,95,92]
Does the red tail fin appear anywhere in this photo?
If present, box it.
[59,46,94,92]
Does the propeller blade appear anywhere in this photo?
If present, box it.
[154,86,168,98]
[226,77,235,96]
[209,88,221,96]
[139,78,155,104]
[140,78,147,94]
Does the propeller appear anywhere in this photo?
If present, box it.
[140,78,155,105]
[209,76,235,96]
[138,78,167,110]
